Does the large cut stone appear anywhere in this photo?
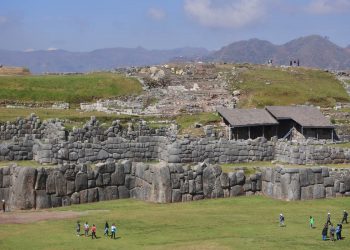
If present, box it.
[150,163,171,203]
[35,168,47,190]
[313,184,325,199]
[10,167,37,210]
[35,190,51,209]
[75,172,88,192]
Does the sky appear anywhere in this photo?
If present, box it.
[0,0,350,51]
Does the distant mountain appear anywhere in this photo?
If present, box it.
[207,35,350,70]
[1,35,350,73]
[0,47,209,73]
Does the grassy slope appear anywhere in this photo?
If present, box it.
[1,196,350,249]
[235,66,350,108]
[0,73,142,104]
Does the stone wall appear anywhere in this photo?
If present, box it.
[262,167,350,201]
[0,161,262,210]
[166,137,274,164]
[274,141,350,165]
[2,115,350,167]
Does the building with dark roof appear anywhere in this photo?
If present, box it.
[217,106,335,140]
[217,107,279,140]
[265,106,335,140]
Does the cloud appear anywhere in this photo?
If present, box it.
[47,47,58,51]
[148,8,166,21]
[307,0,350,14]
[184,0,268,28]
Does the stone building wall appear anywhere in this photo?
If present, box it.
[0,161,262,210]
[1,115,350,168]
[261,167,350,201]
[274,141,350,165]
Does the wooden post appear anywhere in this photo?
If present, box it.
[248,127,251,139]
[228,126,232,140]
[301,127,304,137]
[262,126,265,138]
[331,129,334,142]
[316,129,319,140]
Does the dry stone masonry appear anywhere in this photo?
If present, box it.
[0,161,263,210]
[1,115,350,210]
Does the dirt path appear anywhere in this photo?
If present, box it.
[0,210,88,224]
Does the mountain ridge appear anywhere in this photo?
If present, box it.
[1,35,350,73]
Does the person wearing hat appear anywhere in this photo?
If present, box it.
[279,213,285,227]
[326,212,331,225]
[342,210,348,224]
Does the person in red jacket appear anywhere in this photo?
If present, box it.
[91,224,97,239]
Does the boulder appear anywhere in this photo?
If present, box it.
[172,189,182,202]
[150,163,171,203]
[313,184,325,199]
[301,185,314,200]
[324,177,334,187]
[105,186,118,200]
[35,168,47,190]
[10,167,37,210]
[87,188,99,203]
[111,165,125,186]
[326,187,335,198]
[79,189,88,203]
[35,190,51,209]
[118,186,130,199]
[220,173,230,189]
[102,173,111,186]
[236,171,245,185]
[70,192,80,204]
[54,171,67,196]
[230,185,244,196]
[75,172,88,192]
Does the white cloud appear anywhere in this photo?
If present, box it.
[148,8,166,21]
[47,47,58,51]
[184,0,268,28]
[307,0,350,14]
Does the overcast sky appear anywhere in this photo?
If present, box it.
[0,0,349,51]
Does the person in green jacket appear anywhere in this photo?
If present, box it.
[310,216,315,228]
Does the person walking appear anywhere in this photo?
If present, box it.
[104,222,109,237]
[279,214,285,227]
[335,224,341,240]
[322,224,328,241]
[329,224,335,241]
[326,212,331,225]
[309,216,315,229]
[111,224,117,239]
[84,222,89,237]
[76,221,81,236]
[2,200,5,212]
[91,224,97,239]
[342,210,348,224]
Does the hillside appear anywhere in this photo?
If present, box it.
[208,35,350,70]
[0,47,209,74]
[0,73,142,104]
[224,64,350,108]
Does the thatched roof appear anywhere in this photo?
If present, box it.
[217,107,279,127]
[266,106,334,128]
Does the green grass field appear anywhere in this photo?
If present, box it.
[234,66,350,108]
[1,196,350,250]
[0,73,142,104]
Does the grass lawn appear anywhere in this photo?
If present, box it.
[0,160,55,168]
[234,66,350,108]
[0,73,142,104]
[1,196,350,249]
